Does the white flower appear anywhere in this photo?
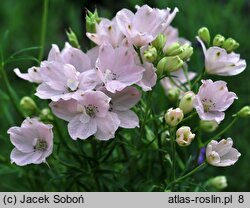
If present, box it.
[176,126,195,146]
[165,108,183,127]
[206,138,241,167]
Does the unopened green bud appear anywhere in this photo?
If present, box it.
[178,44,193,61]
[86,9,100,33]
[157,56,184,74]
[66,28,80,49]
[143,46,157,63]
[222,38,239,53]
[20,96,38,113]
[152,34,167,50]
[167,88,180,103]
[213,34,225,47]
[237,106,250,118]
[210,176,228,190]
[165,108,184,127]
[179,91,195,114]
[165,42,183,56]
[40,108,54,121]
[198,27,210,46]
[200,120,218,133]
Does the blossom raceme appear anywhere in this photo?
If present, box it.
[7,118,53,166]
[197,37,246,76]
[50,90,120,140]
[116,5,178,46]
[96,44,145,93]
[206,138,241,167]
[193,79,237,123]
[101,86,141,128]
[86,17,125,48]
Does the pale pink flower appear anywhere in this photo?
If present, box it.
[197,37,246,76]
[96,44,144,93]
[160,68,196,95]
[50,91,120,140]
[86,46,99,68]
[14,66,42,84]
[136,62,157,91]
[14,43,95,84]
[206,138,241,167]
[86,17,125,48]
[35,62,97,101]
[102,86,141,128]
[60,43,92,72]
[193,79,237,123]
[7,118,53,166]
[116,5,178,46]
[13,44,61,83]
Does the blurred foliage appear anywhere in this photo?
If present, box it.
[0,0,250,191]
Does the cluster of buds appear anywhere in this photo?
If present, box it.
[198,27,239,52]
[150,33,193,76]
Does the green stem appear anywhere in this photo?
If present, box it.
[38,0,49,62]
[182,65,191,89]
[191,69,206,90]
[0,64,24,118]
[180,112,197,124]
[204,116,238,145]
[170,127,176,185]
[174,162,207,184]
[134,46,143,64]
[169,76,187,92]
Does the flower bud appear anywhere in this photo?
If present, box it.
[237,106,250,118]
[165,42,183,56]
[167,88,180,103]
[222,38,239,53]
[20,96,38,115]
[143,46,157,63]
[198,27,210,46]
[179,91,195,114]
[176,126,195,147]
[86,9,100,33]
[200,120,218,133]
[210,176,228,190]
[213,34,225,47]
[40,108,54,121]
[165,108,184,127]
[66,28,80,49]
[152,34,167,50]
[157,56,184,75]
[178,44,193,61]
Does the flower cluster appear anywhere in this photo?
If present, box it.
[7,3,248,192]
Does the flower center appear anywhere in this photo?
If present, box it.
[34,138,47,151]
[85,104,99,117]
[201,98,215,112]
[104,69,116,82]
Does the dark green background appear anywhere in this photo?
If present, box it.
[0,0,249,191]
